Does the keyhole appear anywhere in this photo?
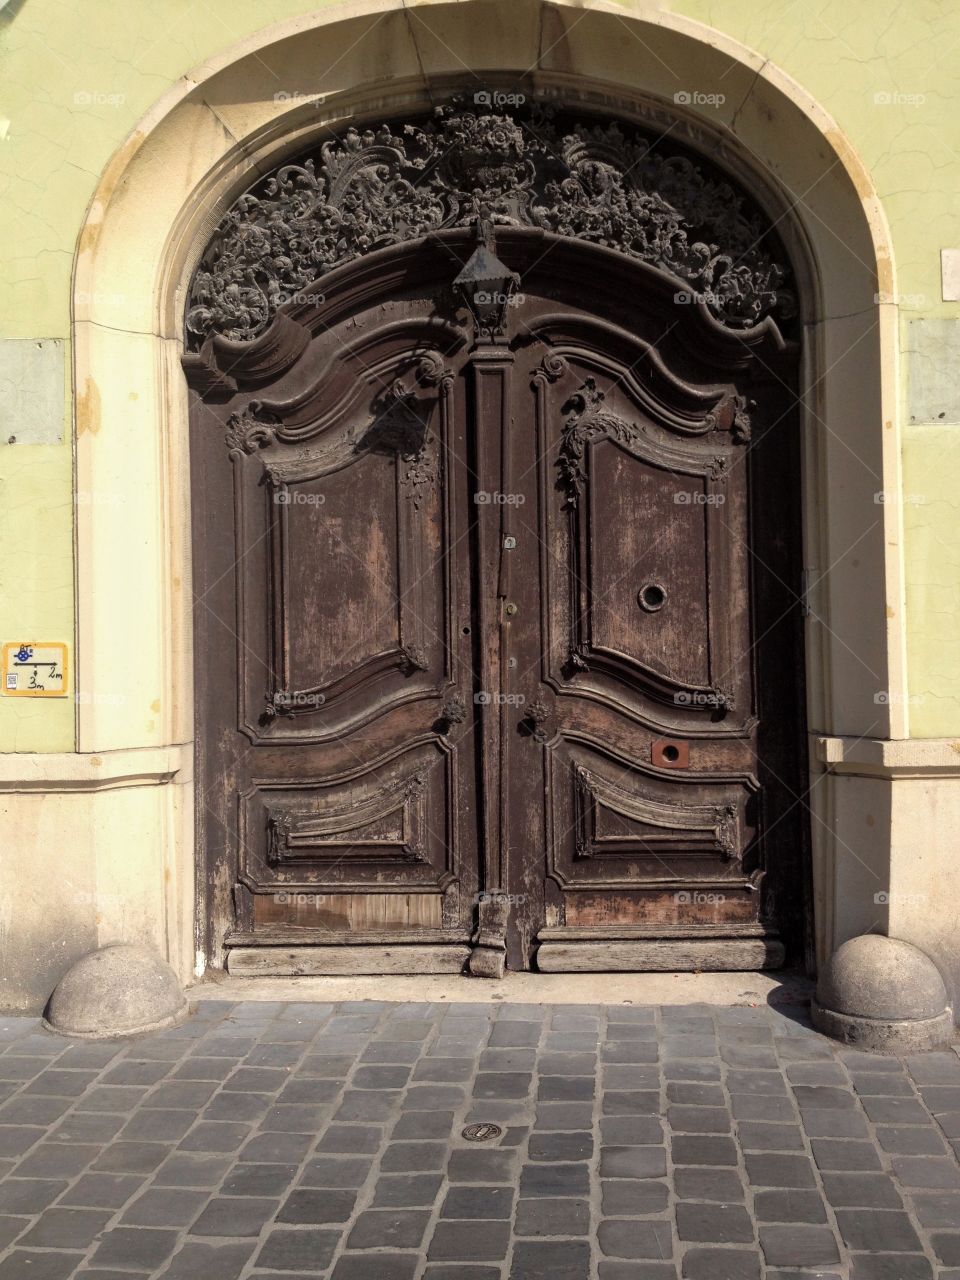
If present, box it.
[662,744,680,763]
[462,626,471,636]
[638,583,667,612]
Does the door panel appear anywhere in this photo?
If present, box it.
[189,235,806,975]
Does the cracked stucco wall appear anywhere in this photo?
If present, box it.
[0,0,959,746]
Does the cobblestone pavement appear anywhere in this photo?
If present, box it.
[0,999,958,1279]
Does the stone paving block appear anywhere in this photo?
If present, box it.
[381,1141,449,1172]
[601,1179,670,1216]
[810,1139,883,1171]
[346,1208,431,1249]
[353,1065,412,1089]
[509,1240,593,1279]
[820,1172,904,1208]
[372,1174,443,1208]
[661,1061,722,1082]
[427,1219,511,1260]
[666,1082,725,1106]
[255,1227,340,1271]
[759,1223,841,1266]
[474,1072,532,1100]
[933,1234,960,1265]
[0,1251,85,1280]
[17,1205,111,1249]
[834,1208,924,1252]
[16,1142,100,1177]
[0,1172,68,1213]
[674,1167,746,1201]
[743,1153,817,1187]
[152,1153,232,1187]
[729,1093,795,1122]
[876,1124,947,1154]
[315,1125,383,1155]
[905,1053,960,1084]
[737,1122,804,1151]
[849,1255,934,1280]
[392,1111,455,1139]
[191,1194,280,1236]
[176,1123,250,1154]
[440,1185,513,1218]
[671,1135,738,1166]
[422,1267,500,1280]
[910,1190,960,1226]
[599,1146,667,1178]
[667,1105,732,1133]
[754,1188,828,1222]
[89,1225,182,1269]
[681,1246,761,1278]
[528,1131,593,1161]
[891,1154,960,1188]
[676,1200,754,1242]
[447,1148,516,1182]
[861,1096,929,1124]
[519,1162,591,1197]
[799,1107,870,1138]
[599,1116,663,1144]
[61,1172,146,1207]
[792,1085,858,1109]
[534,1102,594,1129]
[331,1258,419,1280]
[598,1218,673,1258]
[121,1186,208,1227]
[852,1074,917,1098]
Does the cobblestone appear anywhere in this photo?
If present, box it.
[0,1000,954,1277]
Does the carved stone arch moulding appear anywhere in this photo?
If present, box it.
[185,100,797,347]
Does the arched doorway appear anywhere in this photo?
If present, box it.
[183,102,808,976]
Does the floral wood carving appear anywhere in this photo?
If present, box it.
[186,104,795,345]
[557,378,643,508]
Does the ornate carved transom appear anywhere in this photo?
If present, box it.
[186,102,795,345]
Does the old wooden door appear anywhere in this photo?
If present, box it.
[185,108,807,977]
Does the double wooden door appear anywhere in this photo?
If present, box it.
[190,236,806,976]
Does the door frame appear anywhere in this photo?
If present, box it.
[71,0,909,988]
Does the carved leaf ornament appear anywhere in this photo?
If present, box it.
[187,104,795,345]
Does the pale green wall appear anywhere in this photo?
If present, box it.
[1,0,958,746]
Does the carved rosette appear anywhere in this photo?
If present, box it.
[187,104,794,345]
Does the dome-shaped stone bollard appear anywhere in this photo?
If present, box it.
[811,934,953,1052]
[43,944,188,1039]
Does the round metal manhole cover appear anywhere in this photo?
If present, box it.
[461,1122,503,1142]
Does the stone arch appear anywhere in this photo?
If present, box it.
[71,0,904,982]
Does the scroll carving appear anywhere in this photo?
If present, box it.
[187,104,795,345]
